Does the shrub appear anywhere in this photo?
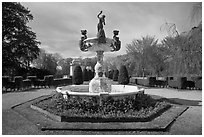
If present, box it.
[34,93,171,120]
[108,69,114,79]
[118,65,129,85]
[73,65,83,85]
[83,68,89,81]
[105,70,109,78]
[113,69,119,81]
[87,69,94,80]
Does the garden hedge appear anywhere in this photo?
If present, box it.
[113,69,119,81]
[118,65,129,85]
[73,65,83,85]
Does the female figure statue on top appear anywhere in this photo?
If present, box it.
[97,11,106,43]
[97,11,106,32]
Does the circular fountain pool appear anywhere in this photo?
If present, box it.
[56,85,144,100]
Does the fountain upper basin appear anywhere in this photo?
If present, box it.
[84,37,114,52]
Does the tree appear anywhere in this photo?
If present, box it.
[61,58,73,76]
[73,65,83,85]
[126,36,165,76]
[2,2,40,75]
[161,28,202,76]
[118,65,129,85]
[108,69,114,79]
[32,49,57,75]
[113,69,119,81]
[83,68,89,81]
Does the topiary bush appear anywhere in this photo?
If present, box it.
[83,68,89,81]
[113,69,119,81]
[87,69,94,80]
[105,70,109,78]
[108,69,114,79]
[118,65,129,85]
[73,65,83,85]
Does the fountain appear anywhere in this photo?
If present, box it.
[56,11,144,100]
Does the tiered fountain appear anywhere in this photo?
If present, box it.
[57,11,144,100]
[79,11,121,93]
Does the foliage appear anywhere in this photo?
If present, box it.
[126,36,165,76]
[81,57,97,69]
[88,69,94,80]
[118,65,129,85]
[2,2,40,76]
[104,24,202,77]
[83,68,89,81]
[35,93,171,120]
[32,49,58,75]
[108,69,114,79]
[161,24,202,76]
[113,69,119,81]
[73,65,83,85]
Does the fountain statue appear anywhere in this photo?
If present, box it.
[79,11,121,93]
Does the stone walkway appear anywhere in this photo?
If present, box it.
[2,87,202,135]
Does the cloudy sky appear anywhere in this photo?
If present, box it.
[22,2,200,59]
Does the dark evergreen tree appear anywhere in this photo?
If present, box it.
[105,70,109,78]
[2,2,40,75]
[87,69,94,80]
[113,69,119,81]
[73,65,83,85]
[118,65,129,85]
[83,68,89,81]
[108,69,114,79]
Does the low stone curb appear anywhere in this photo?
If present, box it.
[11,94,54,109]
[30,104,171,123]
[12,95,189,132]
[39,106,189,131]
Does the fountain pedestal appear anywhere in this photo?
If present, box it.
[89,51,111,93]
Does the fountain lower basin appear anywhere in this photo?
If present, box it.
[56,85,145,100]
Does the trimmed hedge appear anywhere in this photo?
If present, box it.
[130,77,137,84]
[168,77,187,89]
[136,77,156,87]
[195,79,202,90]
[83,68,89,81]
[118,65,129,85]
[53,78,72,86]
[73,65,83,85]
[113,69,119,81]
[108,70,114,79]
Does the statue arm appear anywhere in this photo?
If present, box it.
[97,11,102,18]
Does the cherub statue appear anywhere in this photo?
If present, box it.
[79,30,88,51]
[110,30,121,51]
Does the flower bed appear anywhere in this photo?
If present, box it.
[33,92,171,122]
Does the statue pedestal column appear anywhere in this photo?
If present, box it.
[89,51,111,93]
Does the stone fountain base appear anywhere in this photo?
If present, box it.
[89,76,111,93]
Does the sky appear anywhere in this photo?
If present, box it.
[22,2,200,59]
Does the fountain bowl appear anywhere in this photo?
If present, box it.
[56,85,145,100]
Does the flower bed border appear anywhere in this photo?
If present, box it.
[31,96,171,122]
